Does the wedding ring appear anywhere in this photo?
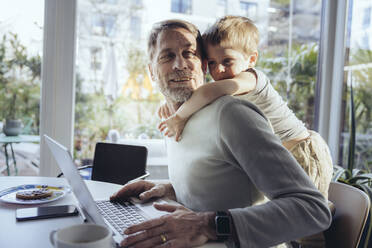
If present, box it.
[160,234,167,243]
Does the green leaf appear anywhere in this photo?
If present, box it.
[337,178,348,184]
[356,173,372,179]
[348,176,372,184]
[333,167,346,181]
[353,169,361,177]
[345,169,353,180]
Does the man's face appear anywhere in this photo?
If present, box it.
[149,28,205,103]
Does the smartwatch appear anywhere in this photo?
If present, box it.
[215,211,232,241]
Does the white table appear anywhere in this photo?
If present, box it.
[0,177,225,248]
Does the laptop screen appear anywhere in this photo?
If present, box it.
[44,135,107,226]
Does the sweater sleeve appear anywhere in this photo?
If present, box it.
[217,99,331,248]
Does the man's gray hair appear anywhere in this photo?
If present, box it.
[147,19,205,61]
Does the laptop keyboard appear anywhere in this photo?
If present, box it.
[96,200,146,235]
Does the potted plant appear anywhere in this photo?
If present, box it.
[0,33,41,136]
[1,79,25,136]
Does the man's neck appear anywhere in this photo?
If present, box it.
[166,98,183,112]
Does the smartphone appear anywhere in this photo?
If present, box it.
[16,205,79,221]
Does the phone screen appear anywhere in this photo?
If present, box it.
[16,205,79,221]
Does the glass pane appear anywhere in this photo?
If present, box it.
[75,0,323,179]
[171,0,181,13]
[76,0,163,170]
[240,1,258,21]
[0,0,44,176]
[339,0,372,169]
[216,0,227,17]
[256,0,322,130]
[171,0,192,14]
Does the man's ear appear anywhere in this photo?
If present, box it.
[248,52,258,67]
[148,64,156,81]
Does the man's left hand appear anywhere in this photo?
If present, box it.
[120,203,217,248]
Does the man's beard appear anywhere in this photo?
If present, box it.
[161,86,193,103]
[159,70,195,103]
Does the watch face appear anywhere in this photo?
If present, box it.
[216,216,231,235]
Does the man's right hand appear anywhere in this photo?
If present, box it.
[110,180,176,203]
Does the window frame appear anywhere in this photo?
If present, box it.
[314,0,348,164]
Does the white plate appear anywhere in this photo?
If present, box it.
[0,184,70,205]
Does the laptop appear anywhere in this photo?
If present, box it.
[44,135,167,245]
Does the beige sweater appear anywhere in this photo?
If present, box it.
[236,69,309,142]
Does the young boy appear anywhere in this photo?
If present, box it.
[158,15,333,201]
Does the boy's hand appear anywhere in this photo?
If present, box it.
[158,114,188,142]
[157,103,173,119]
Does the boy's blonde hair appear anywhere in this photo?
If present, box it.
[203,16,259,57]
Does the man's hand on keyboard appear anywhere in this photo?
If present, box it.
[110,180,176,203]
[120,203,217,248]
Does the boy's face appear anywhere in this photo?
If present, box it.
[206,44,251,81]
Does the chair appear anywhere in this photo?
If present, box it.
[324,182,370,248]
[58,142,149,185]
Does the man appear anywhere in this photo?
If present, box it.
[110,19,331,248]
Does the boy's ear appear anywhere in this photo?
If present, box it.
[148,64,156,81]
[202,59,208,73]
[249,52,258,67]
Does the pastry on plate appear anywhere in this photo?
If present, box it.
[16,189,53,200]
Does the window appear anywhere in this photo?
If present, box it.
[339,0,372,169]
[362,34,370,49]
[217,0,227,17]
[131,0,143,8]
[90,47,102,70]
[257,1,322,130]
[240,1,257,20]
[216,0,227,17]
[91,13,117,37]
[171,0,192,14]
[0,0,44,176]
[75,0,324,179]
[76,0,161,161]
[362,7,371,30]
[130,16,141,39]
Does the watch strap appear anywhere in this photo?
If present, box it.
[216,211,228,217]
